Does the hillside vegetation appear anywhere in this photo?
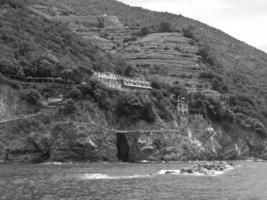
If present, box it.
[0,0,134,82]
[40,1,267,88]
[38,0,267,136]
[0,0,267,163]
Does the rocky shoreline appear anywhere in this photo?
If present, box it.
[159,161,234,176]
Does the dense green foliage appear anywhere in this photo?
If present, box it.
[137,27,150,37]
[64,88,82,101]
[20,89,42,106]
[158,22,172,32]
[77,80,157,126]
[59,99,77,114]
[199,72,228,93]
[0,0,26,8]
[1,0,267,140]
[0,2,132,83]
[115,92,156,125]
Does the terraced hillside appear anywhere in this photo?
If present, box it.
[29,2,220,97]
[121,33,208,93]
[36,0,267,104]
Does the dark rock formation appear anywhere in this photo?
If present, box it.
[0,120,118,163]
[160,161,233,176]
[180,161,233,175]
[49,122,117,162]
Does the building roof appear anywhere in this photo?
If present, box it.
[93,72,152,89]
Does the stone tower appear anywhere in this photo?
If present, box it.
[177,96,189,126]
[177,96,189,116]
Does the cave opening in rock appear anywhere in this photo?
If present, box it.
[116,133,129,162]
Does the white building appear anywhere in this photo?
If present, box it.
[92,72,152,91]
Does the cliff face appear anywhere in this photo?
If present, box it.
[0,91,263,164]
[124,115,259,162]
[0,114,117,163]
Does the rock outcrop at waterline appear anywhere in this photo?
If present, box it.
[159,161,233,176]
[0,121,117,163]
[0,113,259,163]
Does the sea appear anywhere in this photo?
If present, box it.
[0,161,266,200]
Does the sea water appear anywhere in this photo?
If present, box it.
[0,161,266,200]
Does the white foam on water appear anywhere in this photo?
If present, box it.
[43,162,64,165]
[158,169,181,175]
[80,173,152,180]
[81,174,112,180]
[140,160,150,163]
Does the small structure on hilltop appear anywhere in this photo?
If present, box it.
[177,96,189,116]
[91,72,152,91]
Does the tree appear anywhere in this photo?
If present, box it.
[115,92,156,125]
[60,99,77,114]
[0,58,20,75]
[21,89,42,106]
[65,88,82,100]
[158,22,172,32]
[0,0,25,8]
[139,27,150,36]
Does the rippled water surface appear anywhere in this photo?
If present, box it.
[0,161,266,200]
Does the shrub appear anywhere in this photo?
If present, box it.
[0,0,25,8]
[138,26,150,36]
[122,36,137,43]
[115,92,156,125]
[199,71,215,79]
[59,99,77,114]
[96,20,104,28]
[60,69,81,83]
[189,40,195,46]
[65,88,82,100]
[189,93,235,123]
[151,90,173,121]
[199,72,228,93]
[211,77,228,93]
[21,89,42,106]
[0,58,20,75]
[0,73,20,89]
[158,22,172,32]
[113,58,135,77]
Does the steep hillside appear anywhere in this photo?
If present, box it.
[0,0,135,82]
[39,0,267,98]
[35,0,267,134]
[1,0,267,163]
